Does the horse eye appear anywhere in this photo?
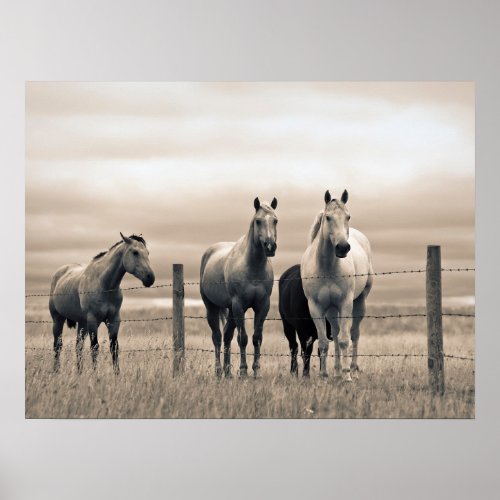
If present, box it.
[256,219,262,225]
[133,250,139,256]
[326,215,332,222]
[273,219,278,224]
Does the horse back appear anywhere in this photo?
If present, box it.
[349,228,374,297]
[350,228,372,269]
[200,242,234,308]
[49,263,85,322]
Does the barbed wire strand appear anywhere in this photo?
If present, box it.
[24,345,475,361]
[25,267,475,297]
[24,311,475,325]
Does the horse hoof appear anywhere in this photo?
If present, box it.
[320,372,328,380]
[239,370,248,379]
[342,373,353,383]
[253,370,262,379]
[224,371,232,379]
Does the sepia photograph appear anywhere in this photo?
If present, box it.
[25,81,474,419]
[4,1,499,498]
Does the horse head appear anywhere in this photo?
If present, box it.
[119,232,155,287]
[253,197,278,257]
[323,189,351,258]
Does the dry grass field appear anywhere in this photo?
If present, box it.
[25,302,474,419]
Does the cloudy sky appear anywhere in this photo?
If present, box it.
[25,82,474,304]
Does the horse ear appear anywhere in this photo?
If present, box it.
[324,190,331,204]
[254,197,260,211]
[120,232,132,244]
[271,197,278,209]
[341,189,348,204]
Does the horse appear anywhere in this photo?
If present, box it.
[279,264,333,377]
[200,197,278,378]
[300,189,373,381]
[49,233,155,373]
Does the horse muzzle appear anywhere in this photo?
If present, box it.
[264,241,277,257]
[142,272,155,287]
[335,242,351,258]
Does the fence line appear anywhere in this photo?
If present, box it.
[24,345,474,361]
[24,266,475,298]
[25,253,476,391]
[25,282,175,298]
[25,311,475,325]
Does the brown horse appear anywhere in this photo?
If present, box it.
[49,233,155,373]
[200,197,278,378]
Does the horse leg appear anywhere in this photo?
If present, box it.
[76,321,87,373]
[204,300,223,377]
[86,314,100,370]
[308,302,329,378]
[350,294,367,378]
[51,313,64,373]
[222,312,236,378]
[335,297,354,382]
[252,298,270,378]
[301,335,314,378]
[107,316,120,375]
[328,313,341,379]
[232,299,248,378]
[282,318,298,376]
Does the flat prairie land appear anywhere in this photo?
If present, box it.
[25,303,474,419]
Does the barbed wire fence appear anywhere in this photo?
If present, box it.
[25,246,475,393]
[24,267,475,297]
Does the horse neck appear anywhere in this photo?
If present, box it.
[243,220,267,268]
[97,244,127,290]
[314,223,337,272]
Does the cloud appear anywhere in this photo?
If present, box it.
[26,83,474,181]
[25,82,475,303]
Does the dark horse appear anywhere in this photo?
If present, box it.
[278,264,332,377]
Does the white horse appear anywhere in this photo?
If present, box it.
[200,197,278,378]
[301,190,373,381]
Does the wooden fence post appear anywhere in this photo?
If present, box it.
[426,245,445,395]
[172,263,185,376]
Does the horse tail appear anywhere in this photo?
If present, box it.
[66,319,76,329]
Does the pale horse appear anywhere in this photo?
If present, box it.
[301,190,373,381]
[49,233,155,373]
[200,197,278,378]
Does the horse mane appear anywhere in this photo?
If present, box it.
[309,211,324,243]
[93,234,147,260]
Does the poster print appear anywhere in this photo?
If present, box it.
[25,82,474,418]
